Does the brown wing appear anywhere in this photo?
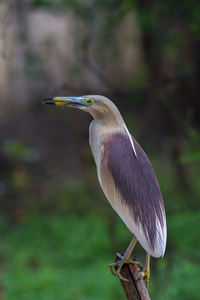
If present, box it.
[100,132,166,256]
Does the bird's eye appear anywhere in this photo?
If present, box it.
[85,98,94,106]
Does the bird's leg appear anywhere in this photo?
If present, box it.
[142,253,150,289]
[109,236,142,281]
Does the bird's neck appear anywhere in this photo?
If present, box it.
[90,104,125,130]
[89,103,129,169]
[89,109,127,151]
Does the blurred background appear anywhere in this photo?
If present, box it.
[0,0,200,299]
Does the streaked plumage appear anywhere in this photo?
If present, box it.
[42,94,167,286]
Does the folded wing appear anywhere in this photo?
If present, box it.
[100,132,166,257]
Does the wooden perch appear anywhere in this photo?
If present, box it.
[114,257,151,300]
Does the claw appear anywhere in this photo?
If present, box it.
[109,266,117,277]
[109,262,119,277]
[117,269,129,282]
[142,269,150,289]
[109,258,122,277]
[109,253,142,282]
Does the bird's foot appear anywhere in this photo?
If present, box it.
[109,253,142,282]
[141,269,150,289]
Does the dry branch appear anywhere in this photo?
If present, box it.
[114,258,151,300]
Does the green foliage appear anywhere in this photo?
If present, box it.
[32,0,62,9]
[50,180,93,215]
[179,127,200,163]
[1,208,200,299]
[152,211,200,300]
[168,211,200,253]
[1,214,123,300]
[2,138,39,162]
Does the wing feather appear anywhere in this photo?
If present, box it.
[100,132,166,257]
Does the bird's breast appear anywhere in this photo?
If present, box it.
[89,121,123,174]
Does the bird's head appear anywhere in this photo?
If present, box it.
[42,95,122,123]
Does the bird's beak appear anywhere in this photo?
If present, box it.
[42,96,84,107]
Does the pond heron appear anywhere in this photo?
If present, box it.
[42,95,167,288]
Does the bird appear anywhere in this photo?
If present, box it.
[42,95,167,288]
